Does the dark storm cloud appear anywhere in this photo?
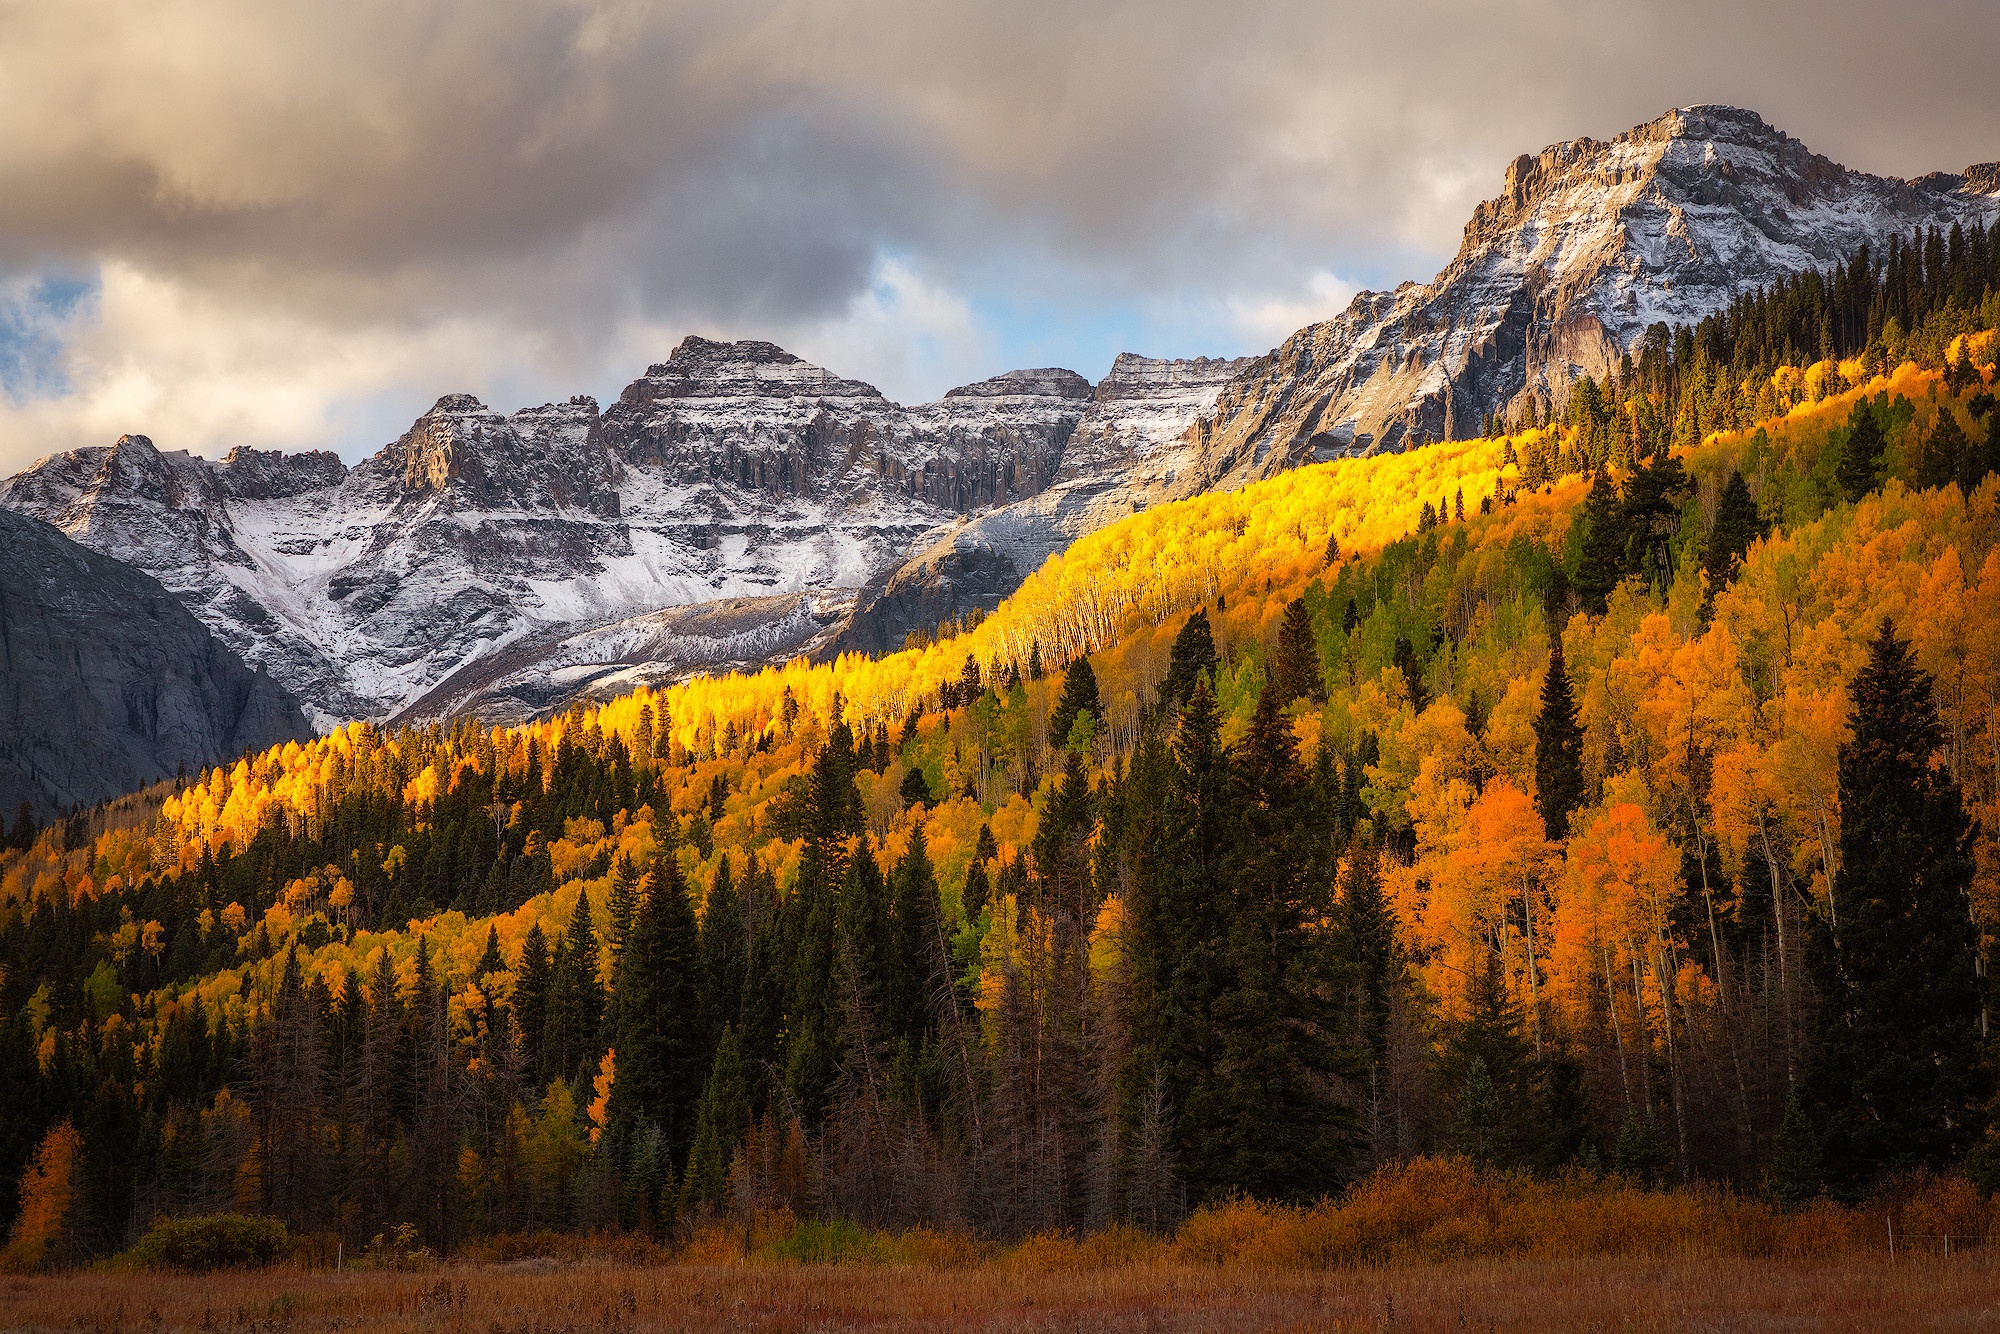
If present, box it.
[0,0,1994,465]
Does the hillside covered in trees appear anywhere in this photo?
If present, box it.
[4,220,2000,1267]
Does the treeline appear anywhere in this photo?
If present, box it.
[1483,218,2000,478]
[5,306,2000,1268]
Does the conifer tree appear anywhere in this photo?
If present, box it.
[1702,470,1766,604]
[1800,620,1989,1195]
[606,854,641,957]
[1342,595,1361,639]
[1917,408,1968,491]
[1158,610,1219,710]
[474,925,504,980]
[1049,654,1103,753]
[1574,469,1626,614]
[545,892,605,1082]
[1837,399,1884,503]
[1128,679,1233,1203]
[700,857,746,1042]
[611,854,703,1156]
[1213,683,1352,1199]
[1533,637,1585,841]
[1270,598,1324,704]
[680,1028,750,1214]
[883,827,943,1051]
[513,922,552,1069]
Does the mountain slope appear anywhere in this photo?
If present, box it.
[1187,105,1999,480]
[0,508,310,817]
[0,341,1108,725]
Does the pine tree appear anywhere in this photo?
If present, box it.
[700,857,746,1041]
[1917,408,1968,491]
[1128,679,1233,1204]
[1573,469,1626,614]
[1800,619,1989,1196]
[1341,595,1361,638]
[1269,597,1324,705]
[513,922,552,1069]
[1392,636,1429,713]
[884,827,943,1051]
[610,854,704,1156]
[545,892,605,1083]
[680,1028,750,1215]
[1533,637,1585,841]
[1702,470,1766,606]
[474,925,504,980]
[606,854,642,957]
[1158,610,1219,710]
[1836,399,1884,503]
[1212,683,1353,1200]
[1048,654,1102,753]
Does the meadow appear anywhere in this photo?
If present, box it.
[7,1252,1998,1332]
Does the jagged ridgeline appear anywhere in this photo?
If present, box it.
[5,227,2000,1256]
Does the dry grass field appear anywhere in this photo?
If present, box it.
[5,1255,2000,1334]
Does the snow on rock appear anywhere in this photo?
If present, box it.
[0,340,1103,724]
[1192,105,2000,477]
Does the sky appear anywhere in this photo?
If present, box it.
[2,0,1998,474]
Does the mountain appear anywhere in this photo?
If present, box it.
[825,353,1256,655]
[0,339,1128,725]
[811,106,2000,649]
[0,508,310,818]
[1186,105,2000,479]
[7,105,1994,724]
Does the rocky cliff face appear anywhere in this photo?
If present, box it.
[825,353,1256,655]
[1188,105,2000,480]
[1,339,1111,724]
[12,106,1992,725]
[0,508,310,817]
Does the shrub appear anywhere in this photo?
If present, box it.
[127,1214,292,1272]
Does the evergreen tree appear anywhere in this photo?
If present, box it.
[1702,470,1766,605]
[606,854,642,957]
[1269,597,1324,705]
[899,764,933,810]
[700,857,746,1041]
[1533,637,1586,841]
[1158,610,1219,710]
[883,827,943,1051]
[1573,469,1627,614]
[680,1028,750,1214]
[545,891,606,1082]
[1799,619,1989,1196]
[610,854,704,1156]
[1212,683,1352,1199]
[1917,408,1968,491]
[1836,399,1884,503]
[513,921,552,1069]
[1048,654,1102,753]
[1342,596,1361,639]
[1128,679,1233,1204]
[474,925,504,980]
[1392,636,1429,713]
[1442,952,1531,1169]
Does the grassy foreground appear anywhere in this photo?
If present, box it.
[6,1254,2000,1333]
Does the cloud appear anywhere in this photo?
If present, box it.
[2,0,1998,470]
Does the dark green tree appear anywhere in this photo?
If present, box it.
[544,891,605,1081]
[1269,597,1324,705]
[1701,470,1766,607]
[1048,654,1102,752]
[1573,469,1627,614]
[700,856,746,1040]
[610,854,704,1156]
[1799,619,1989,1196]
[1916,408,1968,491]
[1158,609,1219,710]
[680,1027,750,1215]
[1836,399,1884,503]
[1533,637,1586,841]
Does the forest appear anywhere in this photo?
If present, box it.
[4,218,2000,1269]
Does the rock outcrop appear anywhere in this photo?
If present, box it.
[1189,105,2000,479]
[0,508,310,817]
